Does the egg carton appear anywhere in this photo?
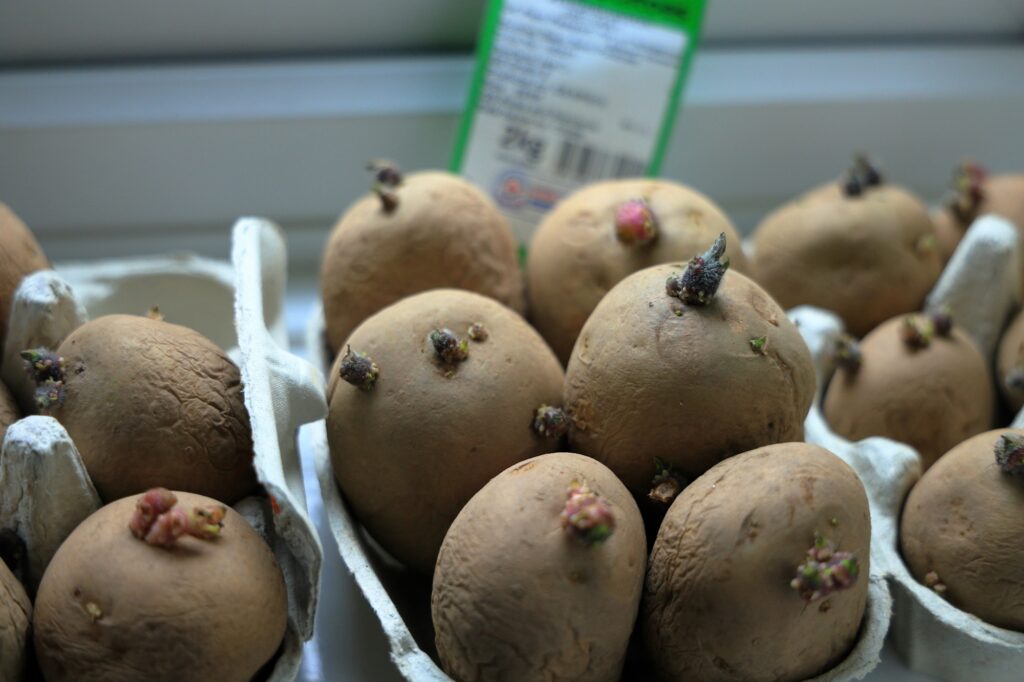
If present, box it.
[794,214,1024,682]
[305,310,890,682]
[0,218,325,681]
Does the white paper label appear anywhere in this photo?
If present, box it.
[458,0,687,242]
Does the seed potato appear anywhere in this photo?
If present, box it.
[565,240,814,497]
[526,179,747,364]
[42,315,257,503]
[750,164,941,337]
[0,559,31,682]
[900,429,1024,631]
[327,289,565,573]
[823,313,993,470]
[0,203,49,350]
[643,442,871,682]
[321,170,524,353]
[33,491,287,682]
[432,452,645,682]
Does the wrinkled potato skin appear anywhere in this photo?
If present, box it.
[751,183,941,337]
[933,174,1024,265]
[823,314,993,469]
[0,379,20,445]
[564,267,815,496]
[901,429,1024,631]
[527,179,748,364]
[33,492,287,682]
[0,203,49,349]
[997,308,1024,412]
[49,315,257,503]
[321,172,524,353]
[432,453,646,682]
[1,560,31,682]
[643,443,871,682]
[328,289,564,573]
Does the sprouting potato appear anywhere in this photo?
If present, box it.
[432,452,646,682]
[564,234,815,498]
[327,289,565,573]
[823,312,993,470]
[643,442,871,681]
[320,164,524,353]
[750,157,941,337]
[526,179,747,364]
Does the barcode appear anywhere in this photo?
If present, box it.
[554,141,646,181]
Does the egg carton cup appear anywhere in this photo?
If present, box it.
[0,218,325,681]
[305,306,890,682]
[793,214,1024,682]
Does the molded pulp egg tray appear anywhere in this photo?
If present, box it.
[0,218,326,681]
[795,214,1024,682]
[305,220,1024,681]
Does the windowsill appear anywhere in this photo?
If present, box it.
[1,43,1023,267]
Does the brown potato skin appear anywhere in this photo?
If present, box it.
[432,452,646,682]
[327,289,564,573]
[526,179,748,364]
[33,491,287,682]
[48,315,257,503]
[643,442,871,682]
[823,314,993,470]
[1,559,31,682]
[751,183,941,337]
[998,308,1024,412]
[320,171,524,353]
[564,267,815,496]
[900,429,1024,631]
[0,379,20,445]
[0,202,49,349]
[934,174,1024,265]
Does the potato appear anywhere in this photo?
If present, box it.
[998,308,1024,412]
[37,315,256,503]
[564,235,815,497]
[1,559,31,682]
[526,179,748,364]
[750,160,941,337]
[33,490,287,682]
[643,442,870,681]
[0,202,49,350]
[432,452,645,682]
[0,379,20,445]
[327,289,564,573]
[932,164,1024,264]
[901,429,1024,631]
[823,312,993,469]
[321,167,524,353]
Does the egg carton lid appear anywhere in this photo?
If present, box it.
[0,217,325,681]
[305,304,890,682]
[796,214,1024,682]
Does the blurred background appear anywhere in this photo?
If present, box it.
[2,0,1023,273]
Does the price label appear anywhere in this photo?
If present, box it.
[452,0,707,243]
